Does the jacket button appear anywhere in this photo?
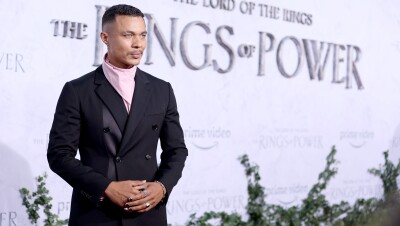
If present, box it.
[145,154,152,160]
[152,124,158,131]
[115,156,122,163]
[103,127,110,133]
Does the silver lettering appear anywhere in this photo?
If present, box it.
[346,45,363,89]
[303,39,331,80]
[180,21,212,70]
[63,21,77,38]
[6,53,12,70]
[144,14,177,66]
[8,212,16,226]
[15,54,24,73]
[50,19,65,37]
[277,36,303,78]
[257,32,275,76]
[93,5,108,66]
[213,26,235,73]
[332,44,346,84]
[77,23,88,39]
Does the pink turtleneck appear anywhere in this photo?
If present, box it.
[102,55,137,113]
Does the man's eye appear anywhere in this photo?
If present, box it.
[123,34,133,38]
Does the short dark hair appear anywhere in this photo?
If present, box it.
[102,4,144,28]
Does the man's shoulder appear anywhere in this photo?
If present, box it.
[138,68,169,86]
[67,66,102,89]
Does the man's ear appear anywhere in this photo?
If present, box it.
[100,32,109,45]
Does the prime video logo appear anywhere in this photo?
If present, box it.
[184,127,231,150]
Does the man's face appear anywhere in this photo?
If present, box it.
[101,15,147,69]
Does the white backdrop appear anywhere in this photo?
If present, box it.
[1,0,400,225]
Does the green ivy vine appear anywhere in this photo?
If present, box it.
[19,146,400,226]
[19,173,68,226]
[187,146,400,226]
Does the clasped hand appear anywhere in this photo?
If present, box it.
[104,180,164,213]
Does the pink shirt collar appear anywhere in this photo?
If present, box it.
[102,54,137,113]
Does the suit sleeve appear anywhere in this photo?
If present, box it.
[156,83,188,201]
[47,82,111,205]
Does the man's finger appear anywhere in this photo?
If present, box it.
[137,201,154,213]
[126,190,148,202]
[131,183,148,195]
[130,180,146,187]
[136,201,153,212]
[125,201,151,212]
[125,195,151,207]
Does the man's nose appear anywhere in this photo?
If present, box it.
[131,36,143,48]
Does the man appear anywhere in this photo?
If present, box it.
[47,4,188,226]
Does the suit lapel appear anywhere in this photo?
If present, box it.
[119,68,152,156]
[94,66,128,133]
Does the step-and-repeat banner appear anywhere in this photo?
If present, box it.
[1,0,400,225]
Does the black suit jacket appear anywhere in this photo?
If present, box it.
[47,66,188,226]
